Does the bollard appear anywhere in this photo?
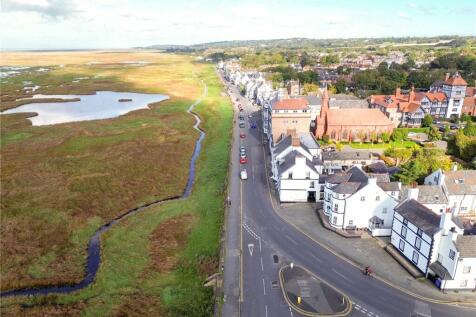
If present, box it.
[297,296,301,305]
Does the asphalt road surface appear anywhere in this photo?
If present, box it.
[220,70,476,317]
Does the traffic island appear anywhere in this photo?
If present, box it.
[279,264,352,317]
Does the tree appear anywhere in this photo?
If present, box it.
[303,83,319,95]
[357,130,366,144]
[322,134,330,143]
[463,120,476,137]
[381,132,391,143]
[422,114,433,127]
[428,126,442,141]
[334,78,347,94]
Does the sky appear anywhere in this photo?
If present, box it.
[1,0,475,50]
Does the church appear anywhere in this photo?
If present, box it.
[315,88,394,141]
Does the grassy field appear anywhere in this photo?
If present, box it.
[1,51,232,316]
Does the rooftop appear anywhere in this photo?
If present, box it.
[327,108,393,126]
[456,236,476,258]
[322,150,374,161]
[401,185,448,205]
[395,199,441,236]
[444,73,468,86]
[443,170,476,195]
[273,98,309,110]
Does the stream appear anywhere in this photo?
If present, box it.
[0,83,207,297]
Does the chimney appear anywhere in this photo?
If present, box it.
[439,210,453,234]
[395,87,401,98]
[409,86,415,102]
[286,129,297,137]
[407,186,419,200]
[452,163,458,171]
[296,155,306,166]
[445,72,450,81]
[292,137,300,147]
[368,177,377,185]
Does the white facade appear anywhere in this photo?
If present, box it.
[442,83,466,118]
[278,154,320,202]
[323,167,400,236]
[424,168,476,216]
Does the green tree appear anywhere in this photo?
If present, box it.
[463,120,476,136]
[334,78,347,94]
[422,114,433,127]
[428,126,442,141]
[381,132,391,143]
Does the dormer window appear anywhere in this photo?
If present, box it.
[456,179,464,184]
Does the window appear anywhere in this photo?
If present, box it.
[463,266,471,274]
[360,196,365,201]
[460,207,468,212]
[401,226,407,238]
[332,216,337,224]
[460,280,468,287]
[399,239,405,251]
[403,218,408,226]
[288,172,293,179]
[415,237,421,250]
[334,204,338,212]
[417,229,423,237]
[349,220,353,226]
[376,196,380,201]
[382,207,387,214]
[449,249,455,260]
[391,191,395,196]
[412,251,419,264]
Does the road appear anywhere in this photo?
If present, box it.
[219,70,476,317]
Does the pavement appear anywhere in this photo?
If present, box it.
[276,203,476,303]
[219,69,476,317]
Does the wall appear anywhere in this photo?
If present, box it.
[391,212,433,273]
[442,257,476,290]
[271,112,311,142]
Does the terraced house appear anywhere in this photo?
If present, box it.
[323,166,401,236]
[391,200,476,290]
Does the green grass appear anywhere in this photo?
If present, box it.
[0,131,33,146]
[1,63,232,317]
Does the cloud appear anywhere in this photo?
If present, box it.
[397,11,411,20]
[407,2,417,8]
[2,0,78,19]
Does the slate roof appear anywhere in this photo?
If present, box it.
[367,162,388,174]
[377,182,401,192]
[395,199,441,236]
[401,185,448,205]
[277,151,318,176]
[334,182,362,194]
[369,173,390,182]
[273,135,292,156]
[322,150,374,161]
[299,133,320,149]
[456,236,476,258]
[326,172,351,184]
[305,95,321,105]
[443,170,476,195]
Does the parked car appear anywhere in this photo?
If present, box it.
[240,157,247,164]
[240,145,246,152]
[240,169,248,180]
[239,107,243,112]
[450,124,458,130]
[240,133,246,138]
[240,152,247,159]
[239,122,245,128]
[250,122,256,129]
[238,115,244,120]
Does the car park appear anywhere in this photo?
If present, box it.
[240,169,248,180]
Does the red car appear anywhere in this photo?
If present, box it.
[239,107,243,112]
[240,157,248,164]
[240,133,246,138]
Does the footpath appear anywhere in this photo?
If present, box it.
[275,203,476,303]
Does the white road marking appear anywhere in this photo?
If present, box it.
[265,305,268,317]
[289,306,293,316]
[248,243,254,256]
[307,252,323,263]
[285,234,298,245]
[332,269,350,281]
[259,237,262,252]
[262,278,266,295]
[260,256,264,271]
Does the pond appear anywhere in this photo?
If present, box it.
[1,91,169,125]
